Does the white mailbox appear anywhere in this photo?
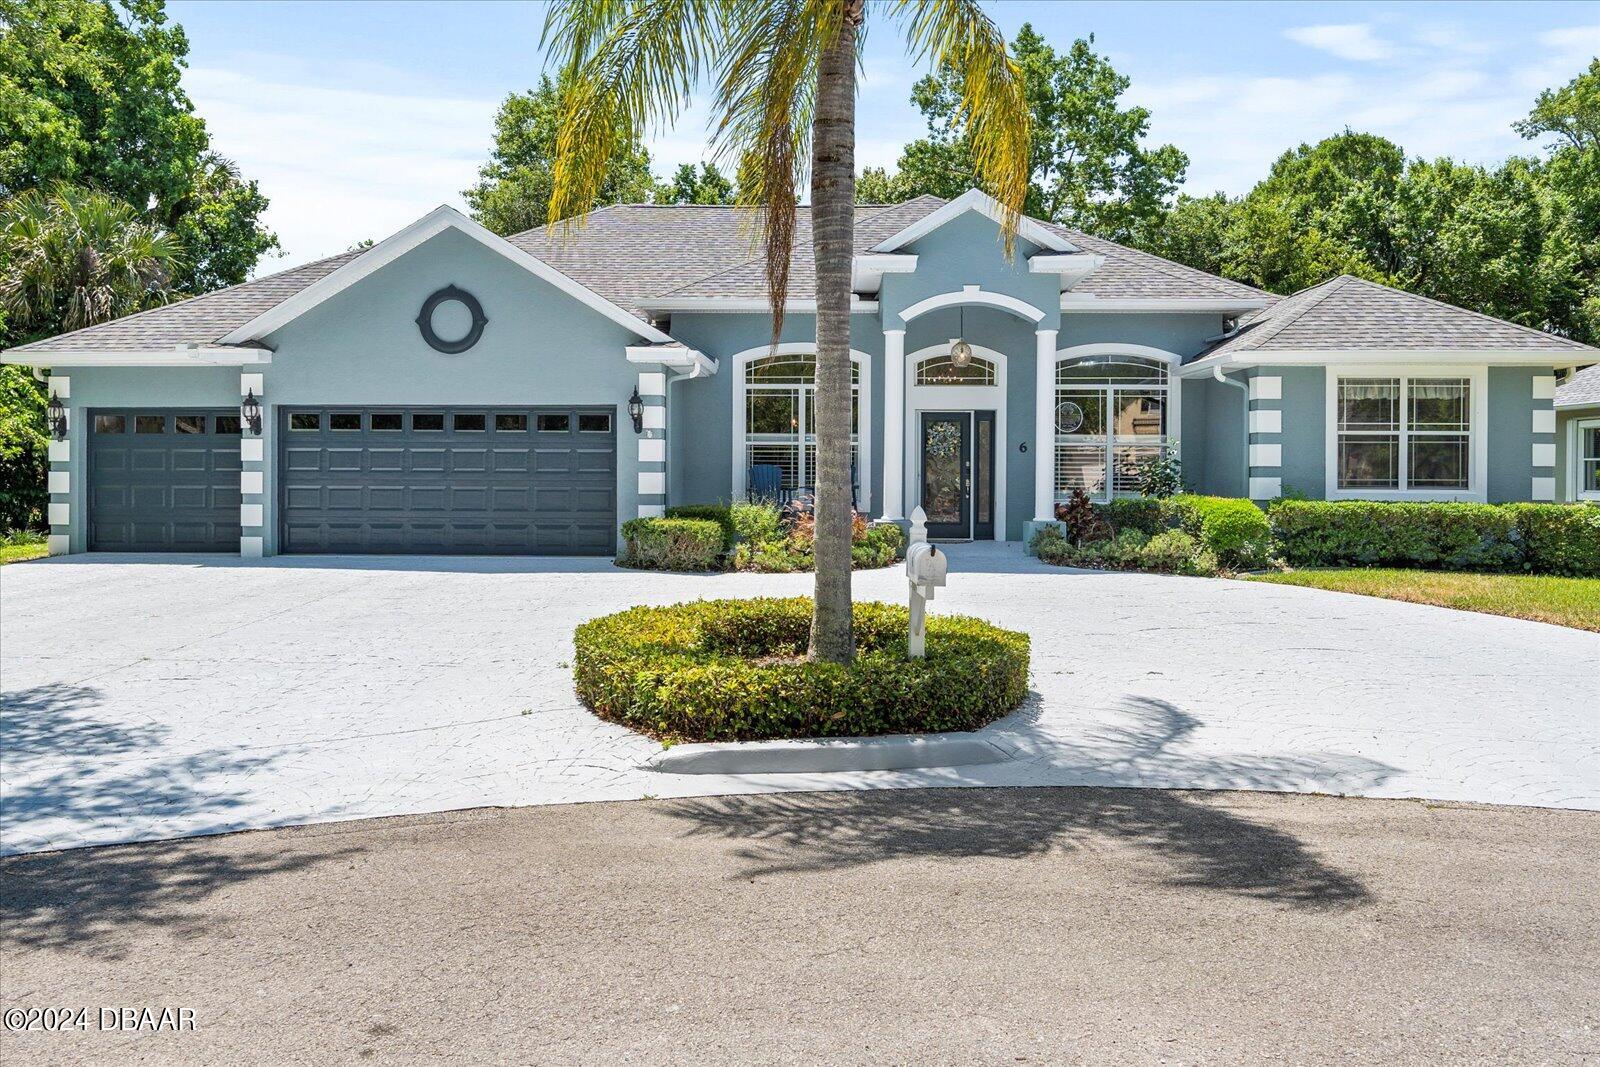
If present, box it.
[905,541,947,588]
[904,507,948,659]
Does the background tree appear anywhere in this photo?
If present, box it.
[0,184,182,529]
[863,26,1186,242]
[544,0,1031,664]
[654,162,737,205]
[0,0,277,294]
[464,75,658,235]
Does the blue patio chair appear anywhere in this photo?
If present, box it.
[747,464,785,502]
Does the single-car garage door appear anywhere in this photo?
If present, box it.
[279,407,617,555]
[88,409,243,551]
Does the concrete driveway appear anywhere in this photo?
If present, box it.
[2,544,1597,853]
[4,789,1596,1064]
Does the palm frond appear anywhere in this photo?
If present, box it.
[888,0,1031,254]
[544,0,721,228]
[712,0,836,339]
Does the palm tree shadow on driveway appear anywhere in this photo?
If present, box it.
[1,682,362,960]
[662,697,1386,911]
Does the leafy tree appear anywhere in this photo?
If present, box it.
[0,0,277,293]
[545,0,1030,664]
[0,185,183,342]
[1518,60,1600,342]
[855,165,910,204]
[464,75,658,235]
[865,26,1186,241]
[654,162,737,205]
[0,184,181,530]
[1515,57,1600,151]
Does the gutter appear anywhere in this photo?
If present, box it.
[1213,365,1251,497]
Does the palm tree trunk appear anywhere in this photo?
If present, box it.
[806,0,862,665]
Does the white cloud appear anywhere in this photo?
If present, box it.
[1284,23,1396,62]
[1538,24,1600,58]
[186,64,497,270]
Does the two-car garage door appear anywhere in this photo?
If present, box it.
[277,407,617,555]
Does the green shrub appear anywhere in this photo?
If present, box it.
[1030,524,1072,564]
[619,517,724,571]
[573,597,1031,742]
[1502,504,1600,577]
[1268,500,1523,571]
[730,500,783,544]
[665,504,735,551]
[1139,529,1218,576]
[854,522,905,568]
[1172,494,1272,568]
[1097,497,1171,536]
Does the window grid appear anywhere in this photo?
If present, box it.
[1337,376,1470,491]
[1053,358,1169,503]
[744,354,860,493]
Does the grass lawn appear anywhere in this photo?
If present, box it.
[1245,568,1600,632]
[0,534,48,565]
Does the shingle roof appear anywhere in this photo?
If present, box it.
[1198,274,1595,358]
[7,250,364,352]
[14,201,1586,359]
[1557,363,1600,408]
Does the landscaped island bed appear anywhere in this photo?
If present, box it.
[1245,569,1600,632]
[573,597,1029,743]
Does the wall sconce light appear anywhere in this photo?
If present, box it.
[241,388,263,435]
[47,392,67,441]
[628,387,644,434]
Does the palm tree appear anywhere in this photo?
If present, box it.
[546,0,1031,664]
[0,185,184,342]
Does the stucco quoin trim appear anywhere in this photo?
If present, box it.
[899,285,1046,325]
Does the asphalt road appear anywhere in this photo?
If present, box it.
[3,787,1597,1064]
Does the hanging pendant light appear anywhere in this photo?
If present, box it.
[950,305,973,368]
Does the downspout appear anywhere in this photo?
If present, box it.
[663,361,709,509]
[1213,364,1250,497]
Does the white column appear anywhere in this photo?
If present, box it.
[1033,328,1058,521]
[880,328,906,520]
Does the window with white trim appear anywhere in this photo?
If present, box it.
[1578,420,1600,500]
[1337,376,1471,491]
[1054,356,1169,502]
[743,353,859,494]
[916,352,996,386]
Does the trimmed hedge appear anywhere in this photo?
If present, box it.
[619,517,724,571]
[1267,500,1600,575]
[665,504,736,551]
[1503,504,1600,577]
[573,597,1030,742]
[1171,494,1272,568]
[1097,497,1170,536]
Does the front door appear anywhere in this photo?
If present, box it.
[920,411,972,539]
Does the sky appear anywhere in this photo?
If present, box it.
[165,0,1600,272]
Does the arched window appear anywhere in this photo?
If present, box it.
[743,353,861,496]
[1054,356,1170,501]
[916,352,997,386]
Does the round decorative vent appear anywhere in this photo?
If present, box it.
[1055,400,1085,434]
[416,284,487,354]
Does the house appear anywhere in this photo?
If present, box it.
[1557,363,1600,502]
[5,189,1595,557]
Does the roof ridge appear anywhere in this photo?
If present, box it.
[1337,274,1587,348]
[1233,275,1351,351]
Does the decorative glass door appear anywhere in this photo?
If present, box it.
[920,411,971,539]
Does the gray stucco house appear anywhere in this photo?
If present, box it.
[5,189,1596,557]
[1556,363,1600,503]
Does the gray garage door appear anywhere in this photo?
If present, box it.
[88,409,243,552]
[278,407,617,555]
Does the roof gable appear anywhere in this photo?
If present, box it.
[223,205,671,346]
[1195,275,1596,363]
[869,189,1075,254]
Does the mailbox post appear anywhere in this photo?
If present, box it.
[904,506,948,658]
